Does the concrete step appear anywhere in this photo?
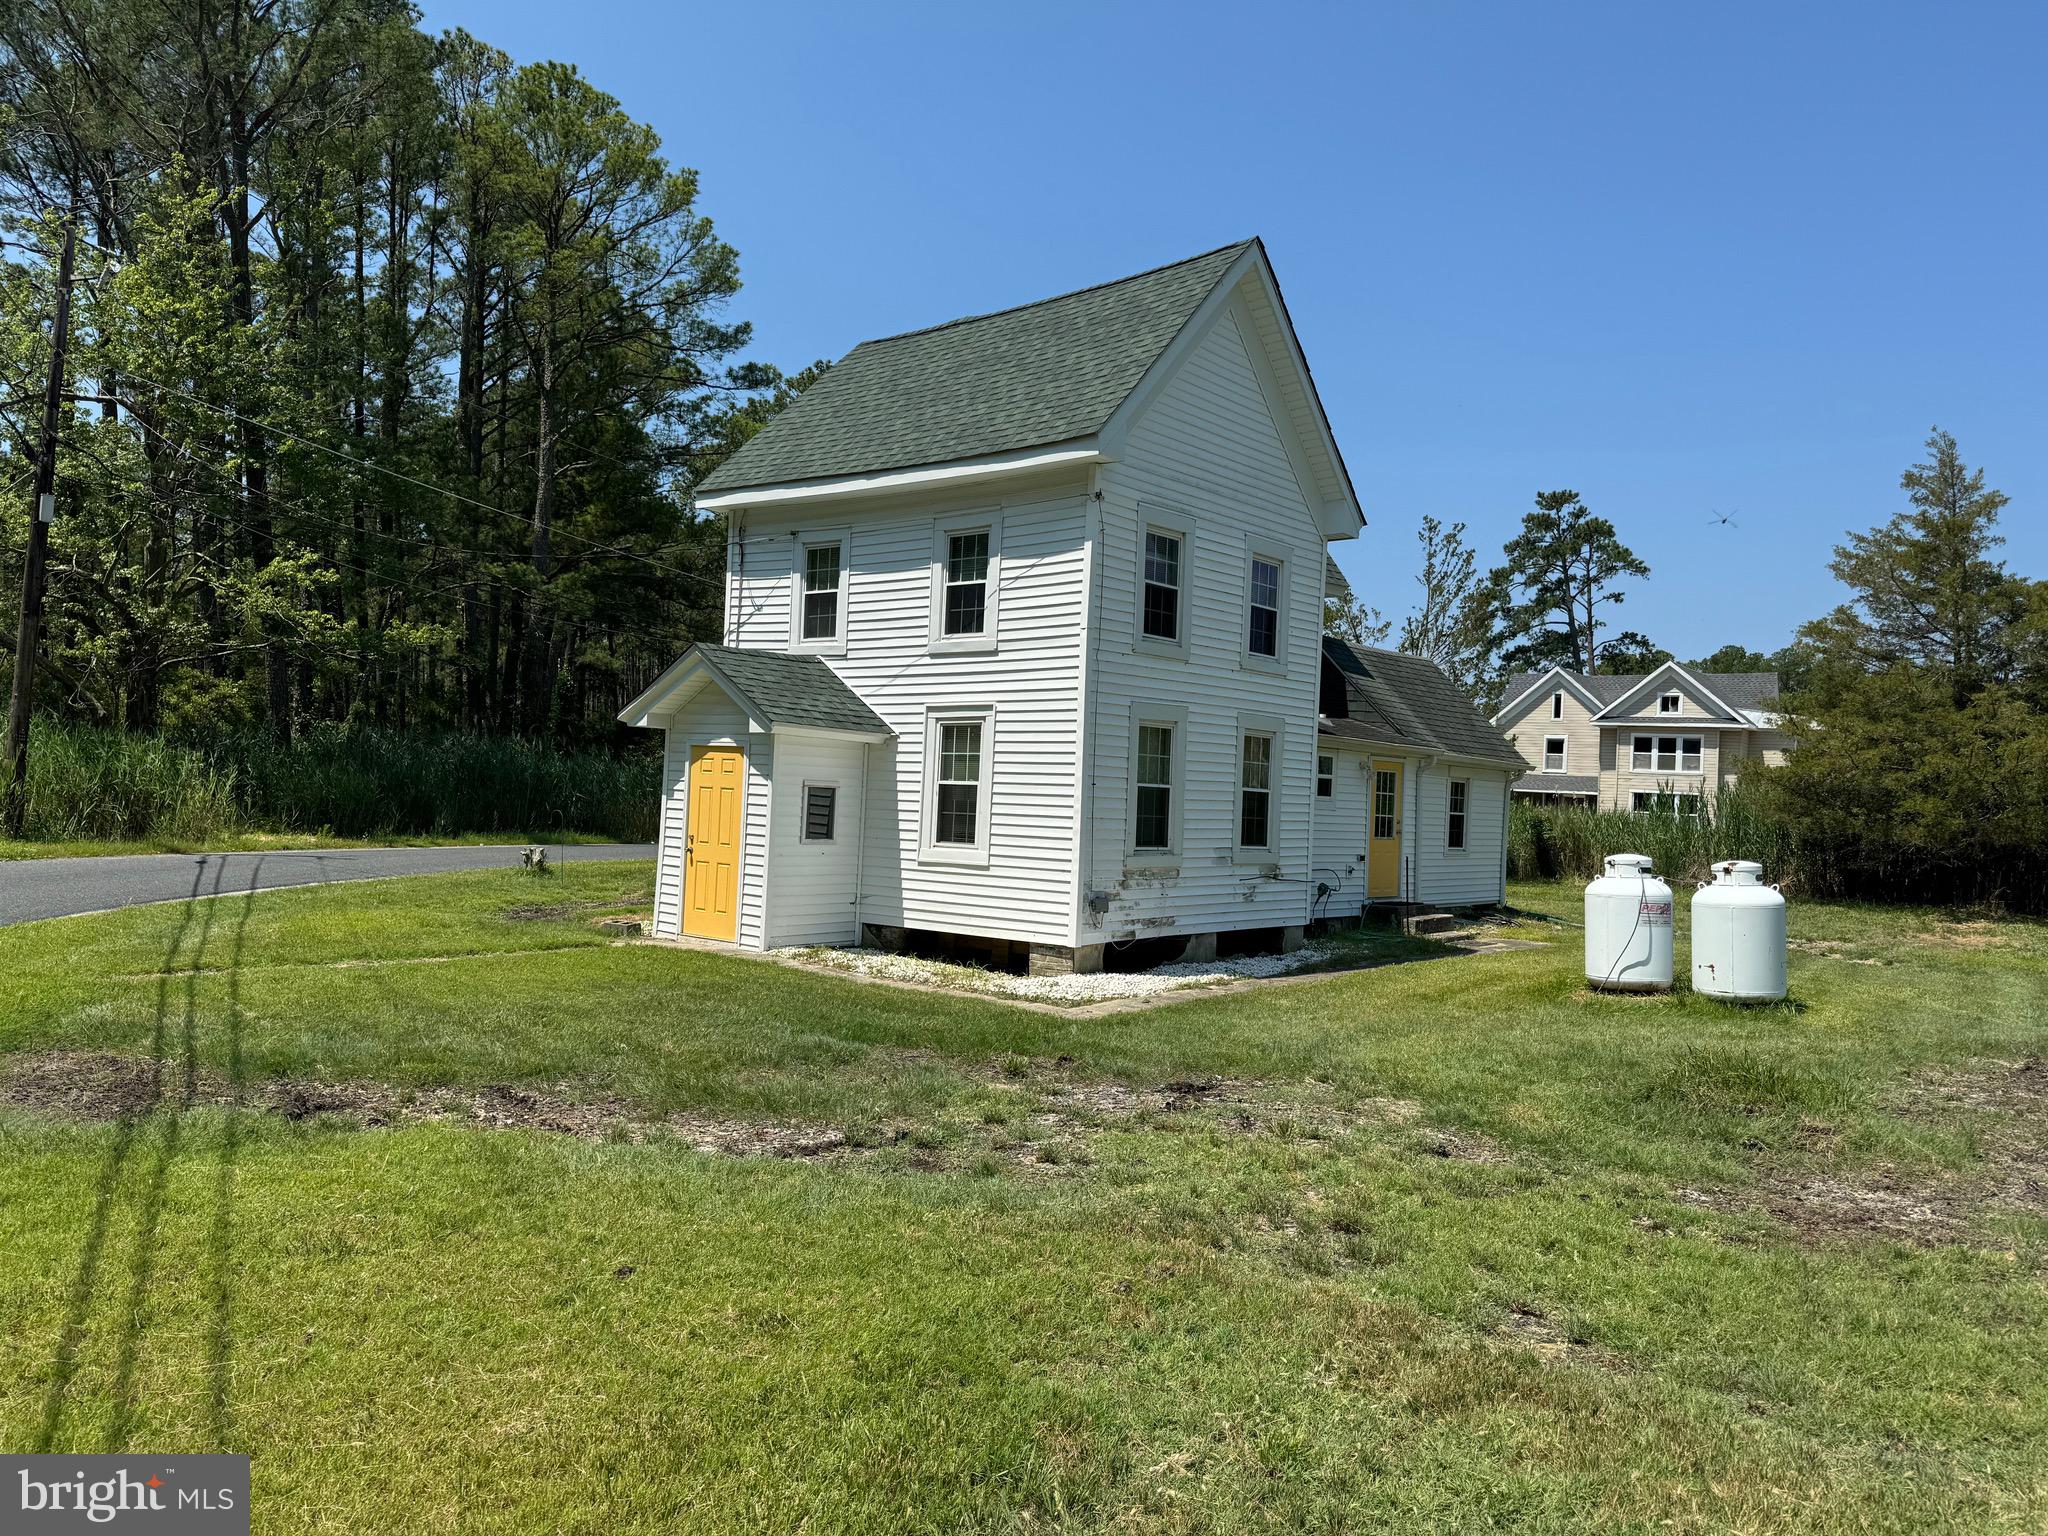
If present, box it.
[1402,911,1464,938]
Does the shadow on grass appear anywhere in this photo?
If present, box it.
[36,855,259,1453]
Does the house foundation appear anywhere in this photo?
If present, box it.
[1028,943,1105,977]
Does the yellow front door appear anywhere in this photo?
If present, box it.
[682,744,743,941]
[1367,758,1404,899]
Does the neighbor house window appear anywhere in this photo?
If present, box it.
[1317,753,1334,797]
[1635,734,1703,772]
[1543,736,1567,772]
[1247,555,1281,659]
[1142,529,1182,642]
[1659,692,1681,714]
[922,709,994,863]
[802,784,837,842]
[1134,724,1174,851]
[1238,733,1273,849]
[1447,779,1468,850]
[1633,791,1702,817]
[1552,691,1564,719]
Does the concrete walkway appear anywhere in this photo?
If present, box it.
[0,843,656,928]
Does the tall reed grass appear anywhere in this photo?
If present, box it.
[1508,781,1799,888]
[3,721,658,844]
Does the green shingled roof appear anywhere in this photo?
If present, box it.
[692,645,891,737]
[1321,639,1525,766]
[697,241,1256,495]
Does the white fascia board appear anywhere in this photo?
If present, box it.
[1097,244,1364,541]
[693,442,1105,512]
[1492,665,1602,725]
[771,723,893,745]
[1592,659,1741,722]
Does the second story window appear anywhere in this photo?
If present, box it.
[1543,735,1567,772]
[1659,692,1681,714]
[1248,557,1281,658]
[942,531,990,635]
[1143,530,1181,641]
[795,534,847,647]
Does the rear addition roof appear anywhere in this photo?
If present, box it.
[1321,639,1526,766]
[697,240,1291,497]
[1511,773,1600,797]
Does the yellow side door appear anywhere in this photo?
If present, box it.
[1367,758,1405,899]
[683,744,743,941]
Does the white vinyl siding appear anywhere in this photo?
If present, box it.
[1310,744,1369,917]
[1412,763,1508,907]
[728,474,1089,945]
[764,734,866,947]
[1087,295,1325,940]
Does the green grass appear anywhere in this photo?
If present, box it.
[2,869,2045,1531]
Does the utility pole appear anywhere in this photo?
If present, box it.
[3,217,77,838]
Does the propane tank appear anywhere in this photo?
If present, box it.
[1691,859,1788,1002]
[1585,853,1674,992]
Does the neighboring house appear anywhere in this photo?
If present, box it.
[1491,662,1788,813]
[620,240,1517,973]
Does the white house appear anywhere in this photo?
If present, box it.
[621,240,1520,973]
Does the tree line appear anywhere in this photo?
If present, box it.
[1,0,815,750]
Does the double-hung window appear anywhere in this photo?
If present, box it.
[1317,753,1334,798]
[1447,778,1468,850]
[1633,790,1702,817]
[792,530,850,651]
[1238,731,1275,852]
[1135,725,1174,851]
[1634,734,1703,772]
[931,515,999,650]
[1543,736,1567,772]
[1142,529,1182,642]
[1247,555,1282,660]
[923,708,994,864]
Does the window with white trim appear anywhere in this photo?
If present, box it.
[802,784,837,842]
[1238,732,1274,849]
[1632,734,1703,772]
[1247,555,1282,659]
[790,530,850,651]
[1316,753,1334,798]
[1552,691,1564,719]
[930,514,1000,650]
[1142,529,1182,642]
[1447,778,1468,850]
[1659,691,1681,714]
[1633,790,1702,817]
[1543,736,1567,772]
[1134,724,1174,852]
[922,709,994,862]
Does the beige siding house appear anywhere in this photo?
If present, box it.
[1491,662,1788,813]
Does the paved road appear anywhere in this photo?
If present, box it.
[0,843,657,928]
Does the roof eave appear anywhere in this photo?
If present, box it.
[617,646,769,732]
[694,441,1107,513]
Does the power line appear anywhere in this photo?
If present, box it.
[115,368,724,593]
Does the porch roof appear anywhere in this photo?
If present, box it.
[1511,773,1600,797]
[619,644,893,738]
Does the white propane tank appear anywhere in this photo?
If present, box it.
[1691,859,1788,1002]
[1585,853,1675,992]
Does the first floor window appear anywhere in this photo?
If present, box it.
[1543,736,1567,772]
[1317,753,1334,797]
[1239,733,1273,849]
[1447,779,1468,850]
[801,541,842,640]
[1248,556,1281,657]
[943,529,990,636]
[1142,529,1182,641]
[1633,790,1702,817]
[803,785,837,842]
[1134,723,1174,851]
[935,720,983,846]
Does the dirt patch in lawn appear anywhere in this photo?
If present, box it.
[503,894,651,923]
[1681,1058,2048,1248]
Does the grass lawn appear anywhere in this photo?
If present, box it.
[0,828,634,861]
[1,867,2044,1532]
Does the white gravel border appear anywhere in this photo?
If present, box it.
[777,942,1337,1004]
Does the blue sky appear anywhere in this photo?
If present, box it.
[421,0,2044,661]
